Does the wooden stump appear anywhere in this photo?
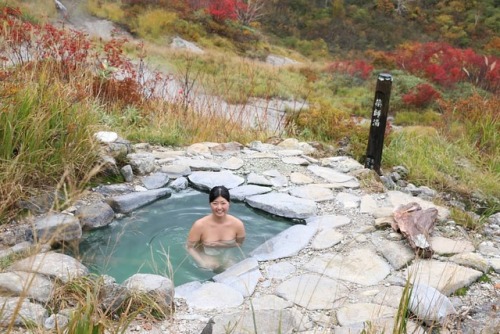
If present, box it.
[392,202,438,258]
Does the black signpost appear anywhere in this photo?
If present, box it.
[365,73,393,175]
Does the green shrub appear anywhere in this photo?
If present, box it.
[393,110,442,126]
[133,9,178,40]
[87,0,125,22]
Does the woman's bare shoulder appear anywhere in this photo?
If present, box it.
[192,215,210,227]
[228,214,244,225]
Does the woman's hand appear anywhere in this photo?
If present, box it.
[199,257,220,270]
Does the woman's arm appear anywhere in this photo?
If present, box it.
[186,221,219,269]
[234,218,246,247]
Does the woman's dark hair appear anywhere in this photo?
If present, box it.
[209,185,230,203]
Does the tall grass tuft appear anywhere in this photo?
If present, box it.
[383,126,500,213]
[393,277,413,334]
[51,275,140,334]
[0,63,101,221]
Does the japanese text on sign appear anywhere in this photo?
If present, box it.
[371,98,383,127]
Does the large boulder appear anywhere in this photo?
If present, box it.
[75,202,115,230]
[33,213,82,245]
[123,274,175,316]
[9,252,89,283]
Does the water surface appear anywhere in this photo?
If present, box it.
[79,189,293,285]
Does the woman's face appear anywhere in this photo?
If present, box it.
[210,196,229,217]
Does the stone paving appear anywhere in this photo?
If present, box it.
[1,137,499,333]
[122,138,498,334]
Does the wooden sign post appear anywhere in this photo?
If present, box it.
[365,73,393,174]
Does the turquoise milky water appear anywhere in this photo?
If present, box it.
[79,189,293,285]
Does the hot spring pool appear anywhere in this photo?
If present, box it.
[79,189,294,285]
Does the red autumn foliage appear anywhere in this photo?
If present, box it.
[392,42,499,93]
[0,6,92,76]
[438,94,499,155]
[326,60,374,80]
[207,0,246,22]
[402,83,441,108]
[0,5,169,106]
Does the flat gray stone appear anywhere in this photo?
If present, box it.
[188,170,244,191]
[275,273,349,310]
[289,185,334,202]
[336,303,397,326]
[289,172,313,184]
[307,165,356,183]
[314,180,360,189]
[430,236,475,255]
[246,193,316,219]
[93,183,134,196]
[247,152,278,159]
[174,281,202,300]
[185,143,211,155]
[370,286,405,307]
[213,308,306,334]
[246,295,293,310]
[185,282,243,310]
[229,185,272,202]
[175,158,220,171]
[0,297,47,327]
[247,172,273,186]
[490,258,500,273]
[449,252,490,273]
[105,188,172,214]
[335,192,361,208]
[266,262,296,280]
[276,150,304,157]
[142,172,169,189]
[311,229,343,250]
[303,249,390,286]
[34,213,82,244]
[263,169,288,187]
[0,271,54,302]
[359,194,378,214]
[372,207,395,219]
[151,149,185,160]
[306,215,351,230]
[478,241,500,257]
[320,156,364,173]
[159,164,191,178]
[406,260,483,295]
[374,239,414,270]
[221,156,244,170]
[9,252,88,283]
[212,258,262,297]
[76,202,115,230]
[250,225,317,261]
[333,319,425,334]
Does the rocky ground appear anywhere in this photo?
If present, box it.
[83,139,500,333]
[1,137,499,334]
